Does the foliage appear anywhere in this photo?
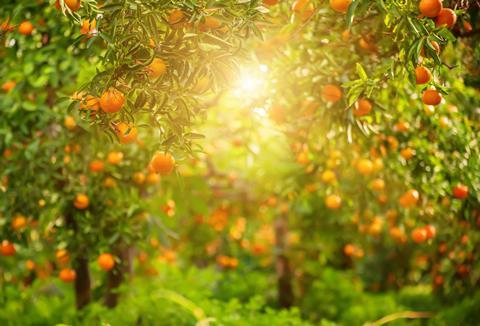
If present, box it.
[0,264,310,326]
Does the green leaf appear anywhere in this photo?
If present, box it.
[184,133,205,139]
[356,63,368,80]
[346,0,360,28]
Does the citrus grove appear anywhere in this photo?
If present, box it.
[1,0,479,325]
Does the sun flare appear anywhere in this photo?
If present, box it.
[232,65,268,99]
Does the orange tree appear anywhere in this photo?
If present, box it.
[145,0,480,314]
[0,0,169,310]
[0,0,270,311]
[59,0,268,153]
[1,118,163,308]
[0,0,84,299]
[245,0,480,314]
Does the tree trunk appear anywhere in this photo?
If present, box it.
[275,212,294,308]
[74,256,91,310]
[104,246,133,308]
[64,212,91,310]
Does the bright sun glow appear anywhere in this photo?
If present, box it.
[229,65,272,122]
[239,76,261,92]
[232,65,268,99]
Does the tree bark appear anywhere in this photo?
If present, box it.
[275,212,294,309]
[74,256,91,310]
[64,212,91,310]
[104,246,133,308]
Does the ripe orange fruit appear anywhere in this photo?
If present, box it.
[1,80,16,92]
[263,0,279,5]
[1,240,15,256]
[80,19,96,37]
[147,58,167,78]
[343,244,355,256]
[193,76,210,94]
[59,268,76,283]
[296,151,310,164]
[168,9,185,25]
[435,8,456,28]
[1,18,14,32]
[116,122,138,144]
[320,170,336,184]
[341,29,350,42]
[452,183,468,199]
[415,66,431,84]
[107,151,123,165]
[399,189,419,208]
[149,152,175,176]
[100,88,125,113]
[148,37,156,48]
[200,16,222,31]
[358,36,377,52]
[89,160,105,172]
[457,265,470,277]
[400,148,415,160]
[79,95,100,111]
[433,275,444,286]
[98,253,115,271]
[218,256,238,269]
[305,183,317,193]
[463,21,473,32]
[64,116,76,130]
[26,260,36,271]
[325,194,342,210]
[424,224,436,239]
[103,177,117,188]
[390,227,407,242]
[55,0,81,11]
[268,105,286,123]
[419,0,442,18]
[429,40,441,53]
[422,89,442,106]
[438,242,448,254]
[421,40,440,56]
[292,0,315,21]
[74,193,89,210]
[353,98,372,116]
[146,173,160,184]
[56,249,70,265]
[394,121,410,132]
[329,149,341,159]
[321,84,342,103]
[376,194,387,205]
[18,21,34,35]
[373,157,384,171]
[438,116,449,128]
[411,227,427,243]
[217,255,230,267]
[11,215,27,231]
[330,0,352,13]
[371,178,385,191]
[356,158,373,175]
[133,172,146,185]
